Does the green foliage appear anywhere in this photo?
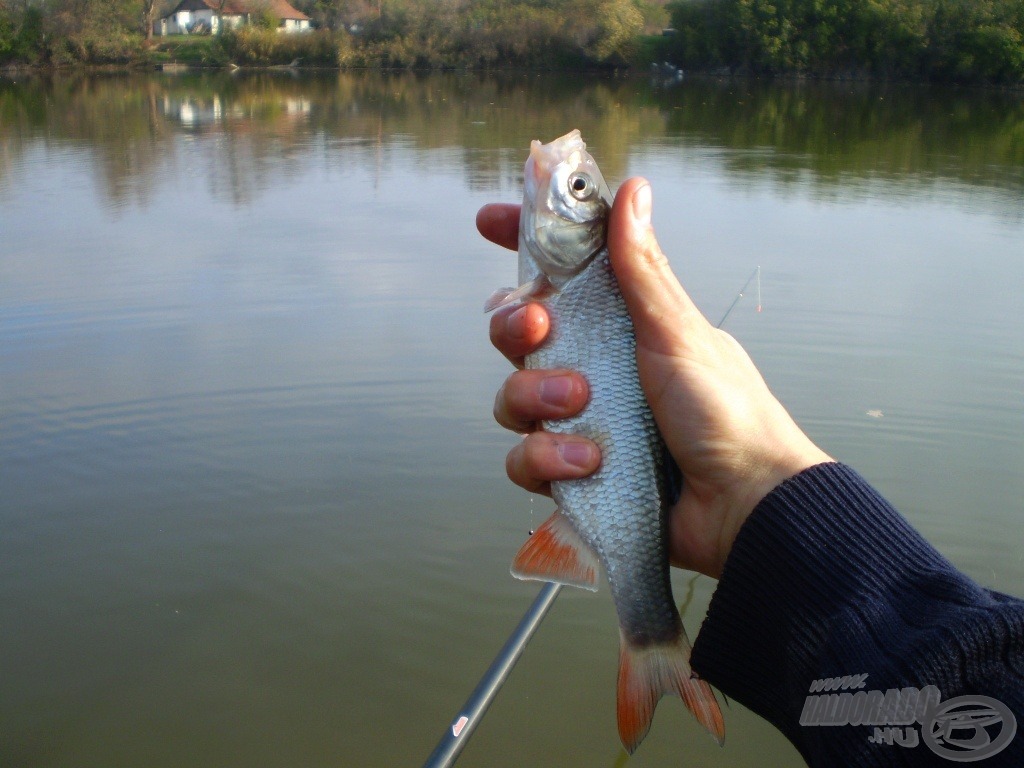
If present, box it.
[638,0,670,30]
[221,27,342,65]
[633,33,673,65]
[342,0,644,68]
[0,9,15,61]
[151,36,231,65]
[249,1,281,29]
[924,0,1024,82]
[666,0,1024,81]
[220,27,278,63]
[3,0,1022,78]
[49,31,145,65]
[17,7,45,61]
[0,6,47,64]
[582,0,645,61]
[289,28,346,65]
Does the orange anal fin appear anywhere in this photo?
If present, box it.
[616,629,725,754]
[510,510,599,591]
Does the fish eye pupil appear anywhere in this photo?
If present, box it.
[568,173,594,200]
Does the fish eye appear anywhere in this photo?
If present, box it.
[568,172,596,201]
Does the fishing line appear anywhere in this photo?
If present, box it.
[423,266,763,768]
[716,265,761,329]
[756,265,763,313]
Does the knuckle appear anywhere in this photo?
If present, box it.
[505,442,521,482]
[505,436,555,496]
[492,381,506,425]
[505,441,537,489]
[493,372,536,434]
[500,371,536,423]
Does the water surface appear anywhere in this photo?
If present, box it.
[1,71,1023,767]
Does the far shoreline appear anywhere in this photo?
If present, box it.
[3,60,1023,92]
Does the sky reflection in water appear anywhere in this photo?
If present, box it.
[1,71,1022,768]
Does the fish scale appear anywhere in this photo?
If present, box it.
[529,250,680,647]
[487,129,724,753]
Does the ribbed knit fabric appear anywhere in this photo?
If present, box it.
[691,462,1024,766]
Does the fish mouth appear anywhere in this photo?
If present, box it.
[529,130,587,180]
[522,130,610,279]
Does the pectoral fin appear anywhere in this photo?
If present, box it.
[510,510,599,591]
[483,275,553,313]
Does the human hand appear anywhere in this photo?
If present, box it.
[478,178,833,579]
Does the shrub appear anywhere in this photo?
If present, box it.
[0,6,46,64]
[220,27,343,66]
[220,27,279,63]
[0,10,14,62]
[47,31,144,65]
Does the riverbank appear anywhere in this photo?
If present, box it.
[2,8,1022,86]
[0,0,654,71]
[5,58,1022,96]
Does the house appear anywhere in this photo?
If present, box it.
[154,0,310,35]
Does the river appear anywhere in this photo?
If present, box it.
[1,70,1022,767]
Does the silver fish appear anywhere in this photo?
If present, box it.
[485,130,724,753]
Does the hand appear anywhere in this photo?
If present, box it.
[478,178,833,579]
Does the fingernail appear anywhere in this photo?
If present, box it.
[631,183,652,226]
[539,375,574,407]
[558,441,595,469]
[506,306,528,340]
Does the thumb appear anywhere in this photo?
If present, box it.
[606,178,711,353]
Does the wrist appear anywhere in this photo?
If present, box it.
[723,446,835,576]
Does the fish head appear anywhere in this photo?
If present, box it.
[521,130,612,281]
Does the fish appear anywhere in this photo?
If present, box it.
[484,130,725,753]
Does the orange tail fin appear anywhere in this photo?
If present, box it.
[616,628,725,753]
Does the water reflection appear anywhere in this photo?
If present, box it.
[0,70,1022,768]
[162,91,312,130]
[1,71,1022,212]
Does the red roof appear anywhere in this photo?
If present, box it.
[170,0,309,20]
[260,0,309,20]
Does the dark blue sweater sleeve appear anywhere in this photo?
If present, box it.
[690,462,1024,766]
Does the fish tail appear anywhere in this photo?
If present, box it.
[616,627,725,753]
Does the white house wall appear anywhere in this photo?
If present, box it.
[156,7,306,35]
[278,18,310,32]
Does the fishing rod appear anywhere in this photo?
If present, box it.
[422,581,561,768]
[423,266,763,768]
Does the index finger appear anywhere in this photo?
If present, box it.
[476,204,520,251]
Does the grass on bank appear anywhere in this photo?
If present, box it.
[148,37,229,67]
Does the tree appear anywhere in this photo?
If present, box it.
[250,0,280,28]
[0,5,14,61]
[141,0,159,40]
[590,0,645,60]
